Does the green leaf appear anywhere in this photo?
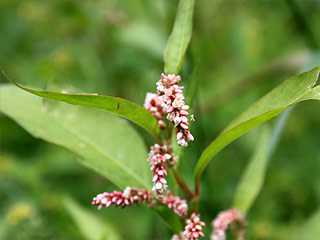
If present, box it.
[233,127,271,214]
[119,21,166,58]
[64,197,121,240]
[300,85,320,100]
[194,67,320,180]
[154,206,183,234]
[0,220,7,240]
[232,108,290,214]
[164,0,195,74]
[0,85,150,189]
[10,80,159,139]
[295,209,320,240]
[233,109,290,214]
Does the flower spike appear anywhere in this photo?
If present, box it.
[183,213,205,240]
[91,187,152,209]
[211,209,245,240]
[156,73,194,147]
[148,143,176,194]
[159,192,188,217]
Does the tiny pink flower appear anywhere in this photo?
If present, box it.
[159,192,188,217]
[91,187,151,209]
[211,209,245,240]
[183,213,205,240]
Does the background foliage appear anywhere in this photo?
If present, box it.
[1,0,320,239]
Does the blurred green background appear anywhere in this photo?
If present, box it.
[1,0,320,239]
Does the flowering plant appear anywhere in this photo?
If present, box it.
[1,0,320,239]
[91,72,207,239]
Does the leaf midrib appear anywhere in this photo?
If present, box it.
[51,113,149,189]
[9,96,149,189]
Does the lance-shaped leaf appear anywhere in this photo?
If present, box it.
[0,85,150,189]
[233,127,271,214]
[233,108,290,214]
[194,67,320,181]
[9,81,159,139]
[64,197,121,240]
[164,0,195,74]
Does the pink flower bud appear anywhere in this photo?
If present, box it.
[144,92,166,129]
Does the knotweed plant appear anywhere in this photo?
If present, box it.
[2,0,320,239]
[90,72,246,239]
[91,72,208,239]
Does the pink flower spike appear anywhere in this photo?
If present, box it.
[211,209,245,240]
[91,188,151,209]
[148,144,177,194]
[183,213,205,240]
[159,192,188,217]
[156,73,194,147]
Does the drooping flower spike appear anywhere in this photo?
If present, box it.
[159,192,188,217]
[211,209,245,240]
[148,143,176,194]
[91,187,152,209]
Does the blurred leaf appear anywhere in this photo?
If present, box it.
[0,220,7,240]
[300,85,320,100]
[154,206,182,234]
[233,109,291,214]
[9,80,160,139]
[194,67,320,180]
[164,0,195,74]
[233,127,271,214]
[64,197,121,240]
[0,85,150,189]
[119,22,166,57]
[295,209,320,240]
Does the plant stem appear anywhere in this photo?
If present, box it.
[194,175,200,196]
[172,168,194,199]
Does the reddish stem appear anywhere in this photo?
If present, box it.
[172,169,194,200]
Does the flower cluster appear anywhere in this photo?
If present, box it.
[211,209,245,240]
[144,92,166,129]
[91,187,151,209]
[159,192,188,217]
[144,73,194,147]
[183,213,206,240]
[148,143,176,194]
[157,73,194,147]
[92,73,210,240]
